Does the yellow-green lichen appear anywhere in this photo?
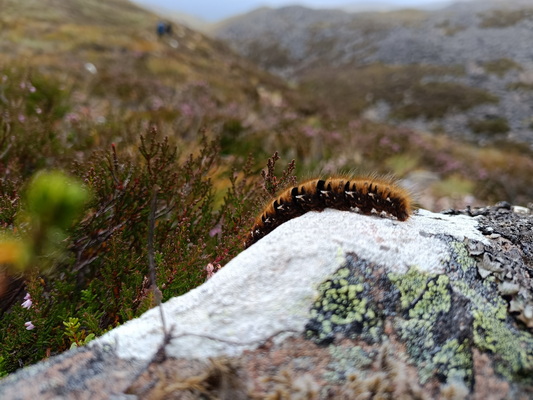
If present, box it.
[473,313,533,379]
[451,242,477,273]
[325,345,373,382]
[389,267,472,384]
[453,279,533,380]
[306,247,533,389]
[427,338,472,383]
[305,263,382,344]
[389,266,430,309]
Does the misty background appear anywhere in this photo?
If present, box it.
[131,0,463,21]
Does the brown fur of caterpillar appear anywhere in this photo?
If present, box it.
[244,176,414,248]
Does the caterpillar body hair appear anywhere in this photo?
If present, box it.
[244,176,413,248]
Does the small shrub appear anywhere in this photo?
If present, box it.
[483,58,523,78]
[479,9,533,29]
[392,81,499,120]
[468,118,510,135]
[507,82,533,91]
[435,19,466,36]
[0,126,263,374]
[299,63,465,118]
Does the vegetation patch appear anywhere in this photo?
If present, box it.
[482,58,523,78]
[299,63,465,118]
[239,39,293,70]
[4,0,533,379]
[305,258,383,345]
[435,19,467,36]
[479,8,533,29]
[468,117,510,135]
[391,81,499,120]
[431,175,476,198]
[507,81,533,91]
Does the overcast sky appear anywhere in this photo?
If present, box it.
[132,0,463,21]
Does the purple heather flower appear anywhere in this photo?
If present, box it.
[24,321,35,330]
[21,293,32,309]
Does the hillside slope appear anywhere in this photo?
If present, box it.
[2,0,533,211]
[213,0,533,145]
[1,0,303,139]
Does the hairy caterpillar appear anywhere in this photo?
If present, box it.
[244,176,413,248]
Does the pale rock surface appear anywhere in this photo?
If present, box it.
[97,208,488,362]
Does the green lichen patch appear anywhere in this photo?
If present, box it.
[454,279,533,381]
[304,241,533,391]
[324,345,373,382]
[305,256,385,345]
[389,268,474,385]
[396,241,533,387]
[429,338,472,384]
[452,241,478,275]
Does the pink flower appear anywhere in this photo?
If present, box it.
[209,224,222,237]
[24,321,35,330]
[179,103,194,117]
[205,263,221,279]
[64,113,80,124]
[21,293,32,309]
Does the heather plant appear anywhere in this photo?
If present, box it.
[468,117,510,136]
[0,126,266,374]
[0,68,71,177]
[260,151,297,196]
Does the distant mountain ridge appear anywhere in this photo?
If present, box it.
[337,0,454,12]
[212,0,533,145]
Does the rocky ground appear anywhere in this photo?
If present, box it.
[213,0,533,145]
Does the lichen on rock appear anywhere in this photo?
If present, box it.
[305,258,384,345]
[303,229,533,393]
